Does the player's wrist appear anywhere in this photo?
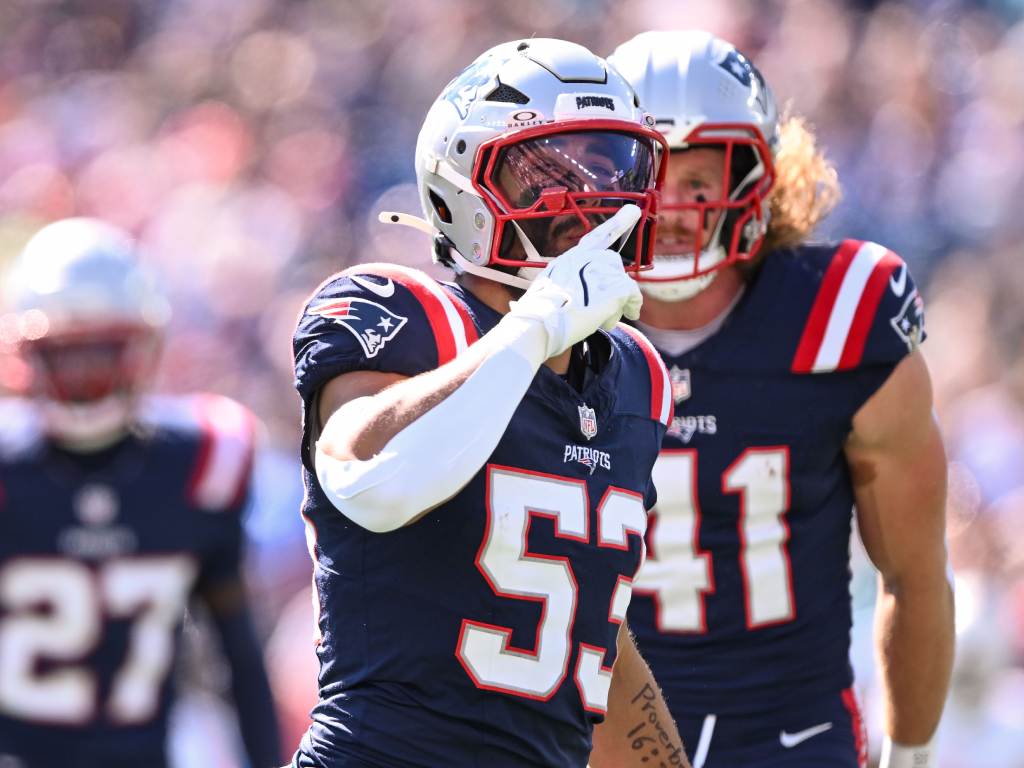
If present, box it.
[503,287,572,360]
[879,735,935,768]
[491,312,551,367]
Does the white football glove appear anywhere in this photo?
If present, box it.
[507,204,644,360]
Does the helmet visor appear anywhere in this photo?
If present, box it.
[492,131,655,209]
[478,127,661,268]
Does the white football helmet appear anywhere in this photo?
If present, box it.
[404,38,668,289]
[609,31,779,301]
[4,218,170,450]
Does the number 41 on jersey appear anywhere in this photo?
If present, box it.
[635,448,795,632]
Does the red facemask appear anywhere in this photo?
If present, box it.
[640,123,775,283]
[471,120,668,274]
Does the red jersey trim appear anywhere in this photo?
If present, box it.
[186,395,255,511]
[791,241,902,373]
[342,264,476,365]
[791,240,861,373]
[617,324,672,426]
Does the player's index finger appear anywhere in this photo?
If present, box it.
[577,204,642,250]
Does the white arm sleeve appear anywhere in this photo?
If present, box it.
[314,316,547,533]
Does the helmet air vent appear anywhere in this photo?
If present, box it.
[428,189,453,223]
[486,82,529,104]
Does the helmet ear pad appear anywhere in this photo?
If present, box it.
[728,145,759,196]
[720,144,768,257]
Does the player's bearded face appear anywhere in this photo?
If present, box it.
[658,147,728,256]
[491,131,654,261]
[518,214,591,259]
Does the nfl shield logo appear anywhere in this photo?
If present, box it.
[578,404,598,440]
[74,484,119,526]
[669,365,692,403]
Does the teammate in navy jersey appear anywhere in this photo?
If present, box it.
[608,31,954,768]
[291,39,690,768]
[0,218,282,768]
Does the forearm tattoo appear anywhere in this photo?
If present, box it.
[626,683,686,766]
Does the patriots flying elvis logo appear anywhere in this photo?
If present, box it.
[718,48,771,117]
[309,297,408,358]
[889,288,925,353]
[442,53,508,119]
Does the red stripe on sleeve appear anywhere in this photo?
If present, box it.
[186,406,215,506]
[618,324,670,424]
[344,263,458,365]
[228,410,257,509]
[791,240,862,373]
[442,285,479,345]
[836,251,901,370]
[186,395,255,511]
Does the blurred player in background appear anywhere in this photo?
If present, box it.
[607,31,954,768]
[0,218,282,768]
[291,39,690,768]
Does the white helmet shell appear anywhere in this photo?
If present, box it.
[415,38,665,288]
[610,30,778,151]
[609,31,779,302]
[8,217,170,334]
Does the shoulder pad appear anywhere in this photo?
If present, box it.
[189,395,255,512]
[0,398,45,460]
[143,394,256,512]
[790,240,925,373]
[293,263,478,404]
[611,324,673,427]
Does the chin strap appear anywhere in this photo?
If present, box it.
[378,211,535,290]
[510,220,545,262]
[377,209,639,292]
[450,249,533,290]
[377,211,434,235]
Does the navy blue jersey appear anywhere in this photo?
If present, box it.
[292,263,671,768]
[0,394,254,767]
[628,240,926,718]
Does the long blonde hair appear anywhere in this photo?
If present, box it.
[761,111,841,254]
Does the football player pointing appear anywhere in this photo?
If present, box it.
[609,32,954,768]
[0,219,282,768]
[292,39,689,768]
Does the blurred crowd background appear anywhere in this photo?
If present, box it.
[0,0,1022,765]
